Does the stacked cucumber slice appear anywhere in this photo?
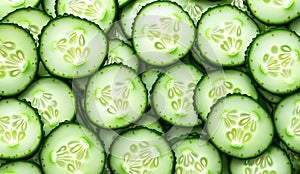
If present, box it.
[1,0,300,173]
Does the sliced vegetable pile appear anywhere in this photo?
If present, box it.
[1,0,300,173]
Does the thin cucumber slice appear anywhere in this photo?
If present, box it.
[0,99,42,159]
[197,5,259,67]
[0,0,41,20]
[152,63,203,126]
[1,7,51,45]
[247,28,300,94]
[172,137,222,174]
[0,161,42,174]
[41,0,56,17]
[207,94,274,158]
[0,24,38,97]
[132,1,195,66]
[55,0,117,32]
[85,64,148,129]
[119,0,157,37]
[194,70,259,121]
[140,68,163,108]
[40,123,106,174]
[39,15,107,79]
[246,0,300,25]
[289,16,300,36]
[19,77,76,136]
[230,146,292,173]
[109,127,174,174]
[274,92,300,153]
[105,39,139,72]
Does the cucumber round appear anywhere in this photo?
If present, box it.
[0,98,42,159]
[207,94,274,158]
[247,28,300,94]
[39,15,107,79]
[0,23,38,96]
[109,127,174,174]
[132,1,195,66]
[0,161,42,174]
[40,123,106,174]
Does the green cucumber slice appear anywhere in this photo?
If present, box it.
[85,64,148,129]
[55,0,117,32]
[230,146,292,173]
[152,63,203,126]
[109,127,174,174]
[194,70,258,121]
[0,23,38,96]
[0,98,42,159]
[39,15,107,79]
[0,0,41,20]
[247,28,300,94]
[19,77,76,136]
[197,5,259,67]
[0,161,42,174]
[172,137,222,174]
[132,1,195,66]
[274,92,300,153]
[207,94,274,158]
[40,123,106,174]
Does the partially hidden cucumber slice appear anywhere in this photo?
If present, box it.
[152,63,203,126]
[172,137,222,174]
[132,1,195,66]
[85,64,148,129]
[0,0,41,20]
[55,0,117,32]
[194,70,258,121]
[274,92,300,153]
[197,5,259,67]
[0,23,38,96]
[207,94,274,158]
[0,98,42,159]
[109,127,174,174]
[40,123,106,174]
[19,77,76,136]
[246,0,300,25]
[39,15,107,79]
[1,7,51,45]
[230,146,292,174]
[0,161,42,174]
[247,28,300,94]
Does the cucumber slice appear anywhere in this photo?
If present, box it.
[55,0,117,32]
[132,1,195,66]
[0,98,42,159]
[230,146,292,173]
[289,16,300,36]
[109,127,174,174]
[41,0,56,17]
[0,23,38,96]
[207,94,274,158]
[0,161,42,174]
[152,63,203,126]
[247,28,300,94]
[1,7,51,45]
[85,64,148,129]
[105,39,139,72]
[197,5,259,67]
[0,0,41,20]
[246,0,300,25]
[172,137,222,174]
[19,77,76,136]
[40,123,106,174]
[194,70,259,121]
[119,0,157,37]
[274,92,300,153]
[39,15,107,79]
